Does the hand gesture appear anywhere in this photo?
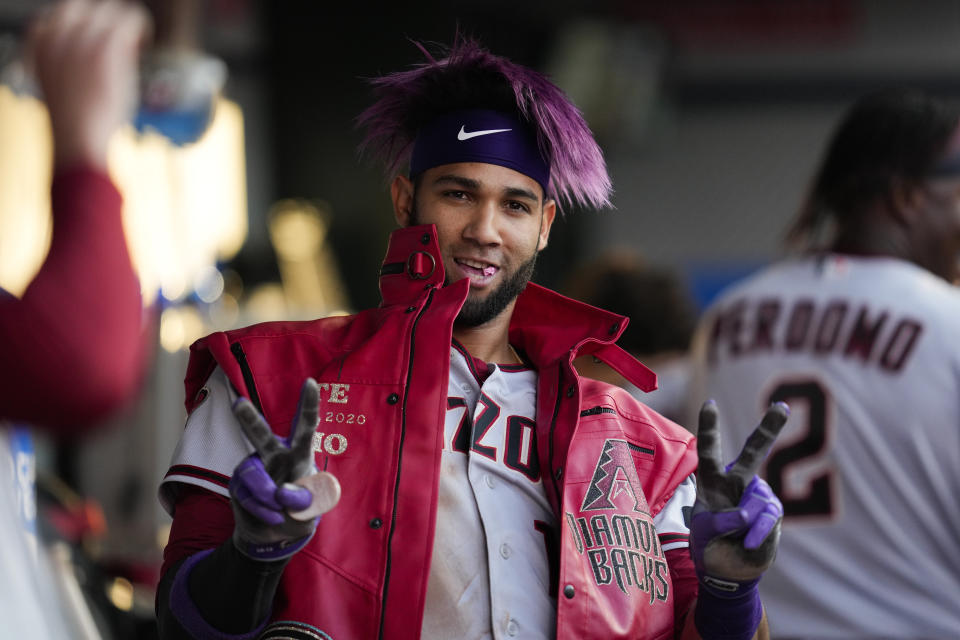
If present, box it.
[24,0,150,168]
[690,400,787,594]
[229,378,341,561]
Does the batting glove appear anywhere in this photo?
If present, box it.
[689,400,788,640]
[229,377,341,561]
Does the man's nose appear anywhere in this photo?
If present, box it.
[462,202,501,245]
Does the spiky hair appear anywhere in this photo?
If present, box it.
[356,37,612,211]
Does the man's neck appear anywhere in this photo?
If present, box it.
[452,307,519,365]
[831,211,913,263]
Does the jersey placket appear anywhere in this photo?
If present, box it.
[465,361,555,640]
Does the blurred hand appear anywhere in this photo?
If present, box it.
[690,400,787,595]
[25,0,151,168]
[229,378,341,561]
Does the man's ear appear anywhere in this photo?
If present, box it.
[391,175,415,227]
[537,199,557,251]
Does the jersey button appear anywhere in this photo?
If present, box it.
[499,543,512,559]
[563,584,575,599]
[506,620,519,636]
[484,474,494,488]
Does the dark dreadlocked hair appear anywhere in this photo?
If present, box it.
[787,88,959,249]
[356,37,611,212]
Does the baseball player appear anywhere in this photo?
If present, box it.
[156,39,786,640]
[689,89,960,638]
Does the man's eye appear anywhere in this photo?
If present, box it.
[445,190,468,200]
[507,201,531,213]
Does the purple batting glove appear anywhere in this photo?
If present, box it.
[229,455,313,526]
[689,400,788,640]
[229,378,322,561]
[690,400,788,591]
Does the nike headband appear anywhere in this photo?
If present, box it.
[409,109,551,196]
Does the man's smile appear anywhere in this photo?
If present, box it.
[453,257,500,286]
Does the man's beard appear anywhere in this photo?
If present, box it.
[408,199,540,327]
[453,252,537,327]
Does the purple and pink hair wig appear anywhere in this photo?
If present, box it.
[356,37,612,212]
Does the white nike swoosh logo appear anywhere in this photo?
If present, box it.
[457,125,512,141]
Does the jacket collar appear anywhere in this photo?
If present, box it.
[377,225,654,387]
[509,282,627,365]
[378,224,451,307]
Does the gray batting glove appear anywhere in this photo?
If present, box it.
[690,400,788,590]
[229,377,340,561]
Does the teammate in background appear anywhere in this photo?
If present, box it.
[0,1,149,637]
[1,0,147,431]
[688,89,960,638]
[564,251,698,424]
[157,38,786,640]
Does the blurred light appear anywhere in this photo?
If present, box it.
[107,577,134,612]
[245,283,287,323]
[111,97,247,305]
[0,89,247,306]
[210,291,240,328]
[159,308,185,352]
[195,265,225,303]
[0,85,51,296]
[270,200,325,261]
[161,276,188,303]
[267,200,349,314]
[160,305,205,352]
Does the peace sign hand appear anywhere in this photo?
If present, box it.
[690,400,788,594]
[228,378,341,561]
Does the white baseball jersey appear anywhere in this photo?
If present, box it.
[0,426,72,639]
[689,255,960,638]
[162,343,695,639]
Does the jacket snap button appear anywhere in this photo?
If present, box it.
[554,467,563,480]
[387,393,399,405]
[405,306,416,313]
[563,584,575,599]
[608,322,618,335]
[420,233,430,244]
[370,518,383,529]
[566,385,575,398]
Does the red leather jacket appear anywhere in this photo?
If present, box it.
[174,225,698,639]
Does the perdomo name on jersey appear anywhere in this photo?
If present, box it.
[707,296,923,373]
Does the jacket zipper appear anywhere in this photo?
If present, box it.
[378,289,435,639]
[580,406,615,417]
[230,342,264,415]
[547,366,565,510]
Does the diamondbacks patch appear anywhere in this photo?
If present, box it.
[582,439,652,514]
[568,438,669,601]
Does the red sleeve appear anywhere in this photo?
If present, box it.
[0,166,147,433]
[161,484,235,579]
[667,546,698,637]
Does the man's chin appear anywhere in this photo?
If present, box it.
[451,253,538,327]
[455,299,504,327]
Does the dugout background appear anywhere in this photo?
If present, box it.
[3,1,960,637]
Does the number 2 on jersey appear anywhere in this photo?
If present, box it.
[766,380,835,518]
